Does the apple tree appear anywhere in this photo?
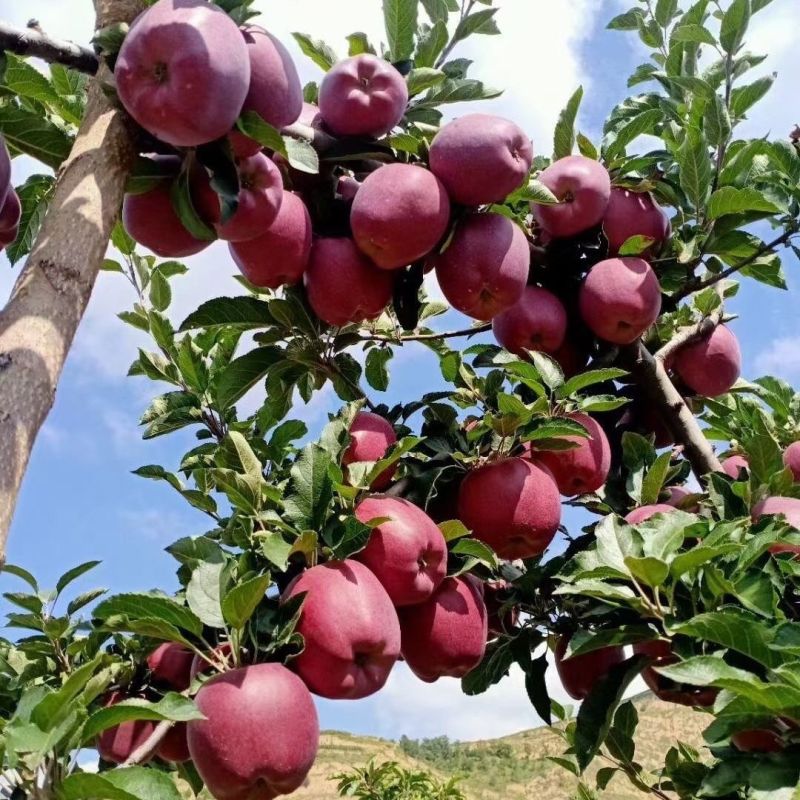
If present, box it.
[1,0,800,798]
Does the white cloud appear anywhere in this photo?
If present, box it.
[118,506,195,542]
[755,336,800,380]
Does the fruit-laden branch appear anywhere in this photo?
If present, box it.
[619,342,722,477]
[0,20,99,74]
[358,322,492,343]
[655,308,724,364]
[673,228,797,302]
[0,0,144,563]
[121,720,172,767]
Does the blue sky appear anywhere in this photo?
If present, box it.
[1,0,799,742]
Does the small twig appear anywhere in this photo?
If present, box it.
[121,720,172,767]
[673,229,796,302]
[655,308,724,364]
[0,20,99,74]
[358,323,492,343]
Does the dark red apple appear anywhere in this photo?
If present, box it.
[633,640,717,707]
[96,692,156,764]
[282,560,401,699]
[318,54,408,138]
[555,635,626,700]
[342,411,398,490]
[115,0,250,147]
[147,642,193,691]
[625,504,677,524]
[304,238,393,327]
[673,325,741,398]
[229,191,311,288]
[433,212,529,321]
[351,164,450,270]
[429,114,533,206]
[458,457,562,560]
[732,728,784,753]
[354,496,447,606]
[0,189,21,248]
[784,442,800,481]
[399,575,488,682]
[533,155,611,238]
[188,663,319,799]
[579,257,662,344]
[0,135,10,209]
[491,286,568,357]
[484,580,519,637]
[156,722,191,763]
[602,188,670,255]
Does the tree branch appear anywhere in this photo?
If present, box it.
[618,342,722,477]
[0,0,144,563]
[0,20,99,74]
[121,720,172,767]
[672,228,797,302]
[655,309,724,364]
[358,322,492,343]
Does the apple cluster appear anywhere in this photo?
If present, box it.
[0,137,20,253]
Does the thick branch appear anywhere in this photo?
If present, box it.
[619,342,722,477]
[359,322,492,343]
[655,309,723,364]
[673,229,796,302]
[121,720,172,767]
[0,0,144,562]
[0,20,99,74]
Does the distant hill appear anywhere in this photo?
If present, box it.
[291,693,710,800]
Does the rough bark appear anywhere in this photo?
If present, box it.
[0,20,99,74]
[0,0,144,563]
[620,342,722,477]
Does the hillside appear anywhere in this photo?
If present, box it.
[291,693,710,799]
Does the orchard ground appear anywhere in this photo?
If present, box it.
[1,0,800,747]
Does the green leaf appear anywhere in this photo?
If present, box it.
[83,694,203,740]
[530,351,564,390]
[671,24,717,45]
[148,269,171,312]
[93,593,203,638]
[56,561,101,595]
[624,555,669,588]
[574,655,648,772]
[223,431,263,477]
[187,561,227,629]
[61,768,183,800]
[704,92,732,149]
[284,444,334,531]
[603,108,662,160]
[415,20,448,68]
[260,533,293,571]
[292,33,338,71]
[453,8,500,43]
[0,103,72,169]
[553,86,583,159]
[654,0,679,26]
[720,0,751,53]
[283,135,320,174]
[416,77,501,107]
[222,573,270,629]
[730,75,774,118]
[618,235,656,255]
[677,127,712,210]
[5,173,55,265]
[607,9,644,30]
[181,296,274,331]
[2,563,38,590]
[365,347,393,391]
[451,537,499,570]
[406,67,446,96]
[216,346,284,409]
[420,0,449,22]
[67,589,107,616]
[346,32,376,56]
[383,0,418,61]
[641,451,673,505]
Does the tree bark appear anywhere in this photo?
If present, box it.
[0,0,143,563]
[0,20,99,74]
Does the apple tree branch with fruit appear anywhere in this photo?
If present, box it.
[1,0,800,798]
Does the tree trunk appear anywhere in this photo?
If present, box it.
[0,0,143,563]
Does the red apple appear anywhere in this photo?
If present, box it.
[433,212,529,321]
[156,722,191,763]
[552,337,590,379]
[429,114,533,206]
[399,575,488,682]
[458,457,561,560]
[633,640,717,707]
[673,324,741,398]
[555,635,626,700]
[193,152,283,242]
[188,663,319,800]
[354,496,447,606]
[318,54,408,138]
[342,411,398,490]
[533,156,611,238]
[492,287,568,357]
[531,413,611,496]
[0,135,10,208]
[305,238,393,327]
[229,24,303,157]
[122,157,211,258]
[484,580,519,637]
[784,442,800,481]
[664,485,700,512]
[602,188,670,256]
[96,692,156,764]
[752,497,800,556]
[625,504,677,524]
[115,0,250,147]
[721,454,749,479]
[579,257,661,344]
[0,189,21,248]
[351,164,450,270]
[282,560,401,699]
[190,642,235,681]
[732,728,784,753]
[229,191,311,288]
[147,642,193,691]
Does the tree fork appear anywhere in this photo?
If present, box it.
[0,0,144,563]
[619,341,722,477]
